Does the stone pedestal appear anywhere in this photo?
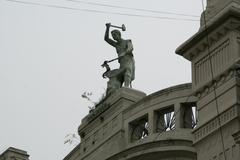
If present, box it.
[79,87,146,135]
[64,88,146,160]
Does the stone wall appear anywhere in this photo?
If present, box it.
[64,84,198,160]
[0,147,29,160]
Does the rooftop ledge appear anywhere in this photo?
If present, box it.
[175,2,240,60]
[78,87,146,131]
[0,147,29,157]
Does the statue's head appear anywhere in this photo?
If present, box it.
[111,30,121,41]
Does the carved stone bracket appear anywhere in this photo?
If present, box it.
[195,66,235,99]
[232,130,240,144]
[194,59,240,99]
[187,24,231,61]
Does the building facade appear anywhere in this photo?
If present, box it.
[64,0,240,160]
[0,147,29,160]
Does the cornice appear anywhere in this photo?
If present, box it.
[194,61,240,99]
[176,6,240,61]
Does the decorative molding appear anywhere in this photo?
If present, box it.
[194,64,239,99]
[194,39,231,86]
[208,145,238,160]
[188,26,230,61]
[232,130,240,144]
[176,6,240,59]
[125,83,192,113]
[107,139,195,160]
[193,105,238,143]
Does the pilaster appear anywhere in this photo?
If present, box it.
[174,103,182,129]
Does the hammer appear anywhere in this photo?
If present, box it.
[109,23,126,31]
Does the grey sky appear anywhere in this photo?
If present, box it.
[0,0,205,159]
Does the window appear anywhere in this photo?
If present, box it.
[130,115,149,142]
[181,102,197,129]
[155,106,175,133]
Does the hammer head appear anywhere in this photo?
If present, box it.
[109,23,126,31]
[122,24,126,31]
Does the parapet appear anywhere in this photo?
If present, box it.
[0,147,29,160]
[64,84,198,160]
[78,87,146,138]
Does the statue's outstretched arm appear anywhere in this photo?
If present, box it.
[104,23,117,47]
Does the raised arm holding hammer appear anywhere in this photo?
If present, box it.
[103,23,135,88]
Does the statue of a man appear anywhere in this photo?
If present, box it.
[104,23,135,87]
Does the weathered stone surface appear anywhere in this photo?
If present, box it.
[65,1,240,160]
[233,130,240,144]
[176,1,240,160]
[201,0,240,26]
[0,147,29,160]
[64,84,197,160]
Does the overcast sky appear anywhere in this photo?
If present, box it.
[0,0,206,159]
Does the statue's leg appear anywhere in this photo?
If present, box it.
[124,74,131,87]
[123,67,133,87]
[106,80,112,95]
